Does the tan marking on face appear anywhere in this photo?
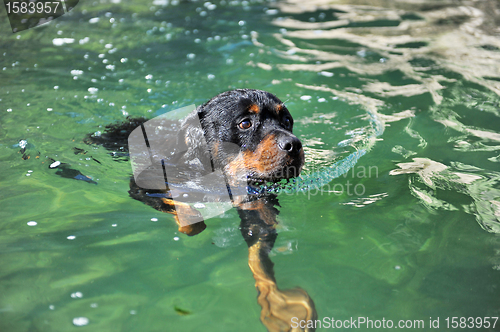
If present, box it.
[276,104,283,113]
[224,134,303,181]
[225,134,280,177]
[242,134,281,173]
[248,104,260,114]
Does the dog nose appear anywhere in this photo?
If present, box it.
[278,135,302,154]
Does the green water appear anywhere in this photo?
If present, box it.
[1,0,500,331]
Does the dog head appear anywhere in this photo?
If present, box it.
[186,89,304,184]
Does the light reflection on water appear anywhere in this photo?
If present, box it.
[265,0,500,234]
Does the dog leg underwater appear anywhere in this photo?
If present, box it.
[238,198,317,332]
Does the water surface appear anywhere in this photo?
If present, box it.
[1,0,500,331]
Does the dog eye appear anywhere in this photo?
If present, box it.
[283,117,292,129]
[238,119,252,130]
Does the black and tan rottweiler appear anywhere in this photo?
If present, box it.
[86,89,316,332]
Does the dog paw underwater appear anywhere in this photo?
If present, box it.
[86,89,317,332]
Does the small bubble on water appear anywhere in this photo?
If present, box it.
[27,221,37,226]
[151,218,158,222]
[79,37,89,45]
[266,9,278,15]
[71,292,83,298]
[320,71,334,77]
[73,317,89,326]
[67,235,76,240]
[49,161,61,168]
[173,237,180,241]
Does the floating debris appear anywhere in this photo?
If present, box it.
[174,306,191,316]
